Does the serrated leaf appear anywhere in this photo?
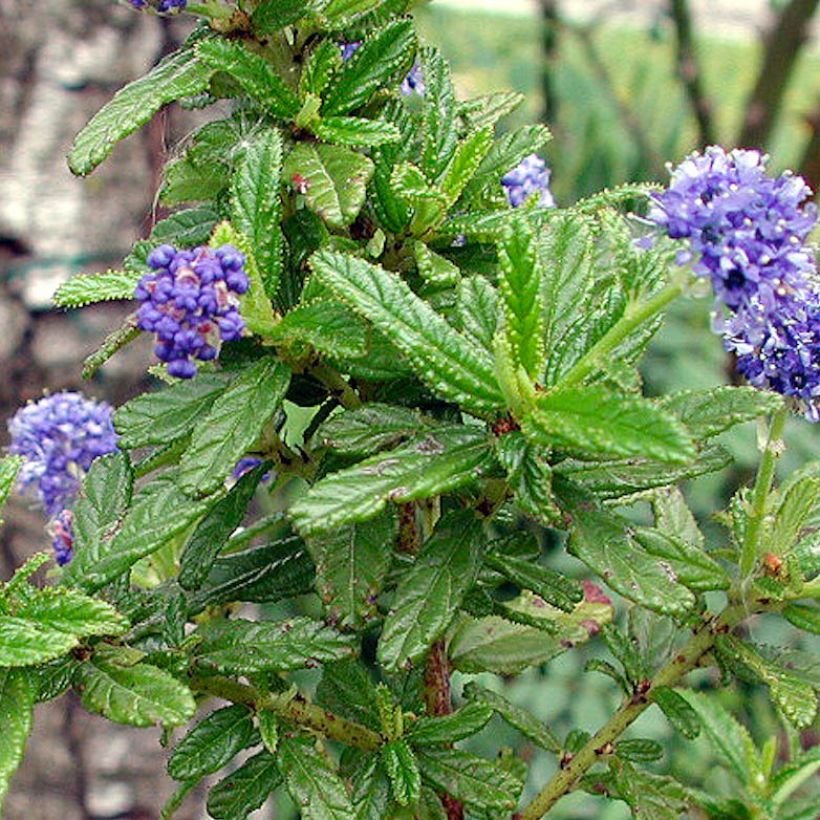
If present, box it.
[311,250,504,416]
[604,758,692,819]
[314,116,401,147]
[382,739,421,806]
[351,755,392,820]
[180,359,290,496]
[783,603,820,634]
[420,47,458,178]
[75,652,195,727]
[562,492,696,615]
[523,387,695,464]
[651,686,701,739]
[459,91,523,131]
[207,750,281,819]
[651,487,705,548]
[322,19,416,115]
[292,426,494,536]
[485,551,581,612]
[378,510,483,671]
[462,682,560,752]
[195,617,355,674]
[660,386,784,439]
[414,747,519,812]
[323,0,385,25]
[179,465,265,591]
[437,127,494,206]
[267,299,367,359]
[616,738,664,762]
[495,432,560,525]
[231,129,284,298]
[168,705,257,781]
[497,218,544,380]
[309,510,397,628]
[300,40,341,98]
[284,143,373,229]
[0,667,36,808]
[770,747,820,808]
[53,269,141,308]
[414,241,460,288]
[150,205,220,247]
[678,690,759,784]
[454,275,498,352]
[773,476,820,555]
[632,528,729,591]
[114,372,230,448]
[251,0,309,33]
[0,456,23,524]
[406,702,493,746]
[82,319,141,379]
[278,736,355,819]
[316,659,381,731]
[259,711,279,754]
[315,404,430,457]
[69,45,214,175]
[196,39,300,118]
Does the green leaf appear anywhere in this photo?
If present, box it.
[495,432,560,525]
[454,275,498,352]
[350,755,392,820]
[497,217,545,380]
[196,39,300,118]
[168,705,257,781]
[715,636,818,729]
[459,90,524,131]
[315,404,430,457]
[179,465,265,591]
[75,652,196,727]
[783,603,820,634]
[414,241,460,288]
[179,359,290,496]
[195,617,355,675]
[0,667,36,808]
[616,738,664,762]
[677,690,759,784]
[150,205,220,247]
[322,0,385,26]
[277,737,355,819]
[300,40,342,99]
[406,702,493,746]
[0,456,23,524]
[251,0,309,33]
[310,250,504,416]
[770,747,820,808]
[651,686,701,739]
[207,750,282,820]
[660,386,784,439]
[523,387,695,464]
[53,269,141,308]
[414,747,519,812]
[462,682,560,752]
[485,551,582,612]
[449,587,614,674]
[309,510,398,628]
[382,739,421,806]
[314,116,401,148]
[291,426,495,536]
[322,19,416,115]
[632,528,729,591]
[316,660,381,731]
[651,487,705,548]
[114,372,230,449]
[378,510,484,671]
[68,45,214,175]
[562,493,696,615]
[259,712,279,754]
[267,299,367,359]
[231,129,284,299]
[420,47,458,178]
[437,127,494,206]
[773,476,820,555]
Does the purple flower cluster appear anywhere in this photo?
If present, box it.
[129,0,187,12]
[651,146,820,419]
[502,154,556,209]
[49,509,74,566]
[8,392,119,517]
[135,244,249,379]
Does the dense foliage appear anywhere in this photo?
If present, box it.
[1,1,819,818]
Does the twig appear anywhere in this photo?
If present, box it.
[668,0,716,147]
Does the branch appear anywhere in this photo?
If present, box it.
[668,0,716,146]
[190,674,383,751]
[308,362,363,410]
[538,0,561,125]
[738,0,820,148]
[518,604,747,818]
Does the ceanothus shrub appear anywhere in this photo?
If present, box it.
[1,1,819,818]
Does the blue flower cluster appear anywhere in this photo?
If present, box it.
[502,154,556,208]
[339,43,424,97]
[651,147,820,420]
[129,0,187,12]
[49,509,74,566]
[135,244,249,379]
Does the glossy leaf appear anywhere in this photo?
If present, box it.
[267,299,367,359]
[0,668,36,808]
[251,0,309,32]
[382,739,421,806]
[53,270,142,308]
[0,456,24,524]
[207,750,282,820]
[651,686,701,740]
[406,702,493,746]
[420,47,458,178]
[314,116,401,147]
[315,404,430,457]
[485,550,582,612]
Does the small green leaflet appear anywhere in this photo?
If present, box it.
[167,705,257,781]
[313,116,401,148]
[436,126,494,207]
[406,702,493,746]
[378,510,484,671]
[290,426,495,536]
[74,650,196,728]
[68,44,214,175]
[266,299,367,359]
[631,528,729,591]
[300,40,341,99]
[149,205,220,247]
[322,0,385,26]
[196,39,300,118]
[53,270,141,309]
[207,751,282,820]
[420,47,458,178]
[315,659,381,731]
[455,275,499,353]
[0,456,23,524]
[322,18,416,116]
[251,0,309,33]
[381,739,421,806]
[523,386,695,464]
[195,617,356,674]
[114,372,230,448]
[0,668,36,809]
[308,510,398,628]
[277,737,355,820]
[179,359,290,496]
[497,217,545,381]
[651,687,701,740]
[284,143,374,229]
[230,129,284,299]
[310,250,504,416]
[485,550,582,612]
[496,432,560,525]
[414,241,460,288]
[459,90,524,131]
